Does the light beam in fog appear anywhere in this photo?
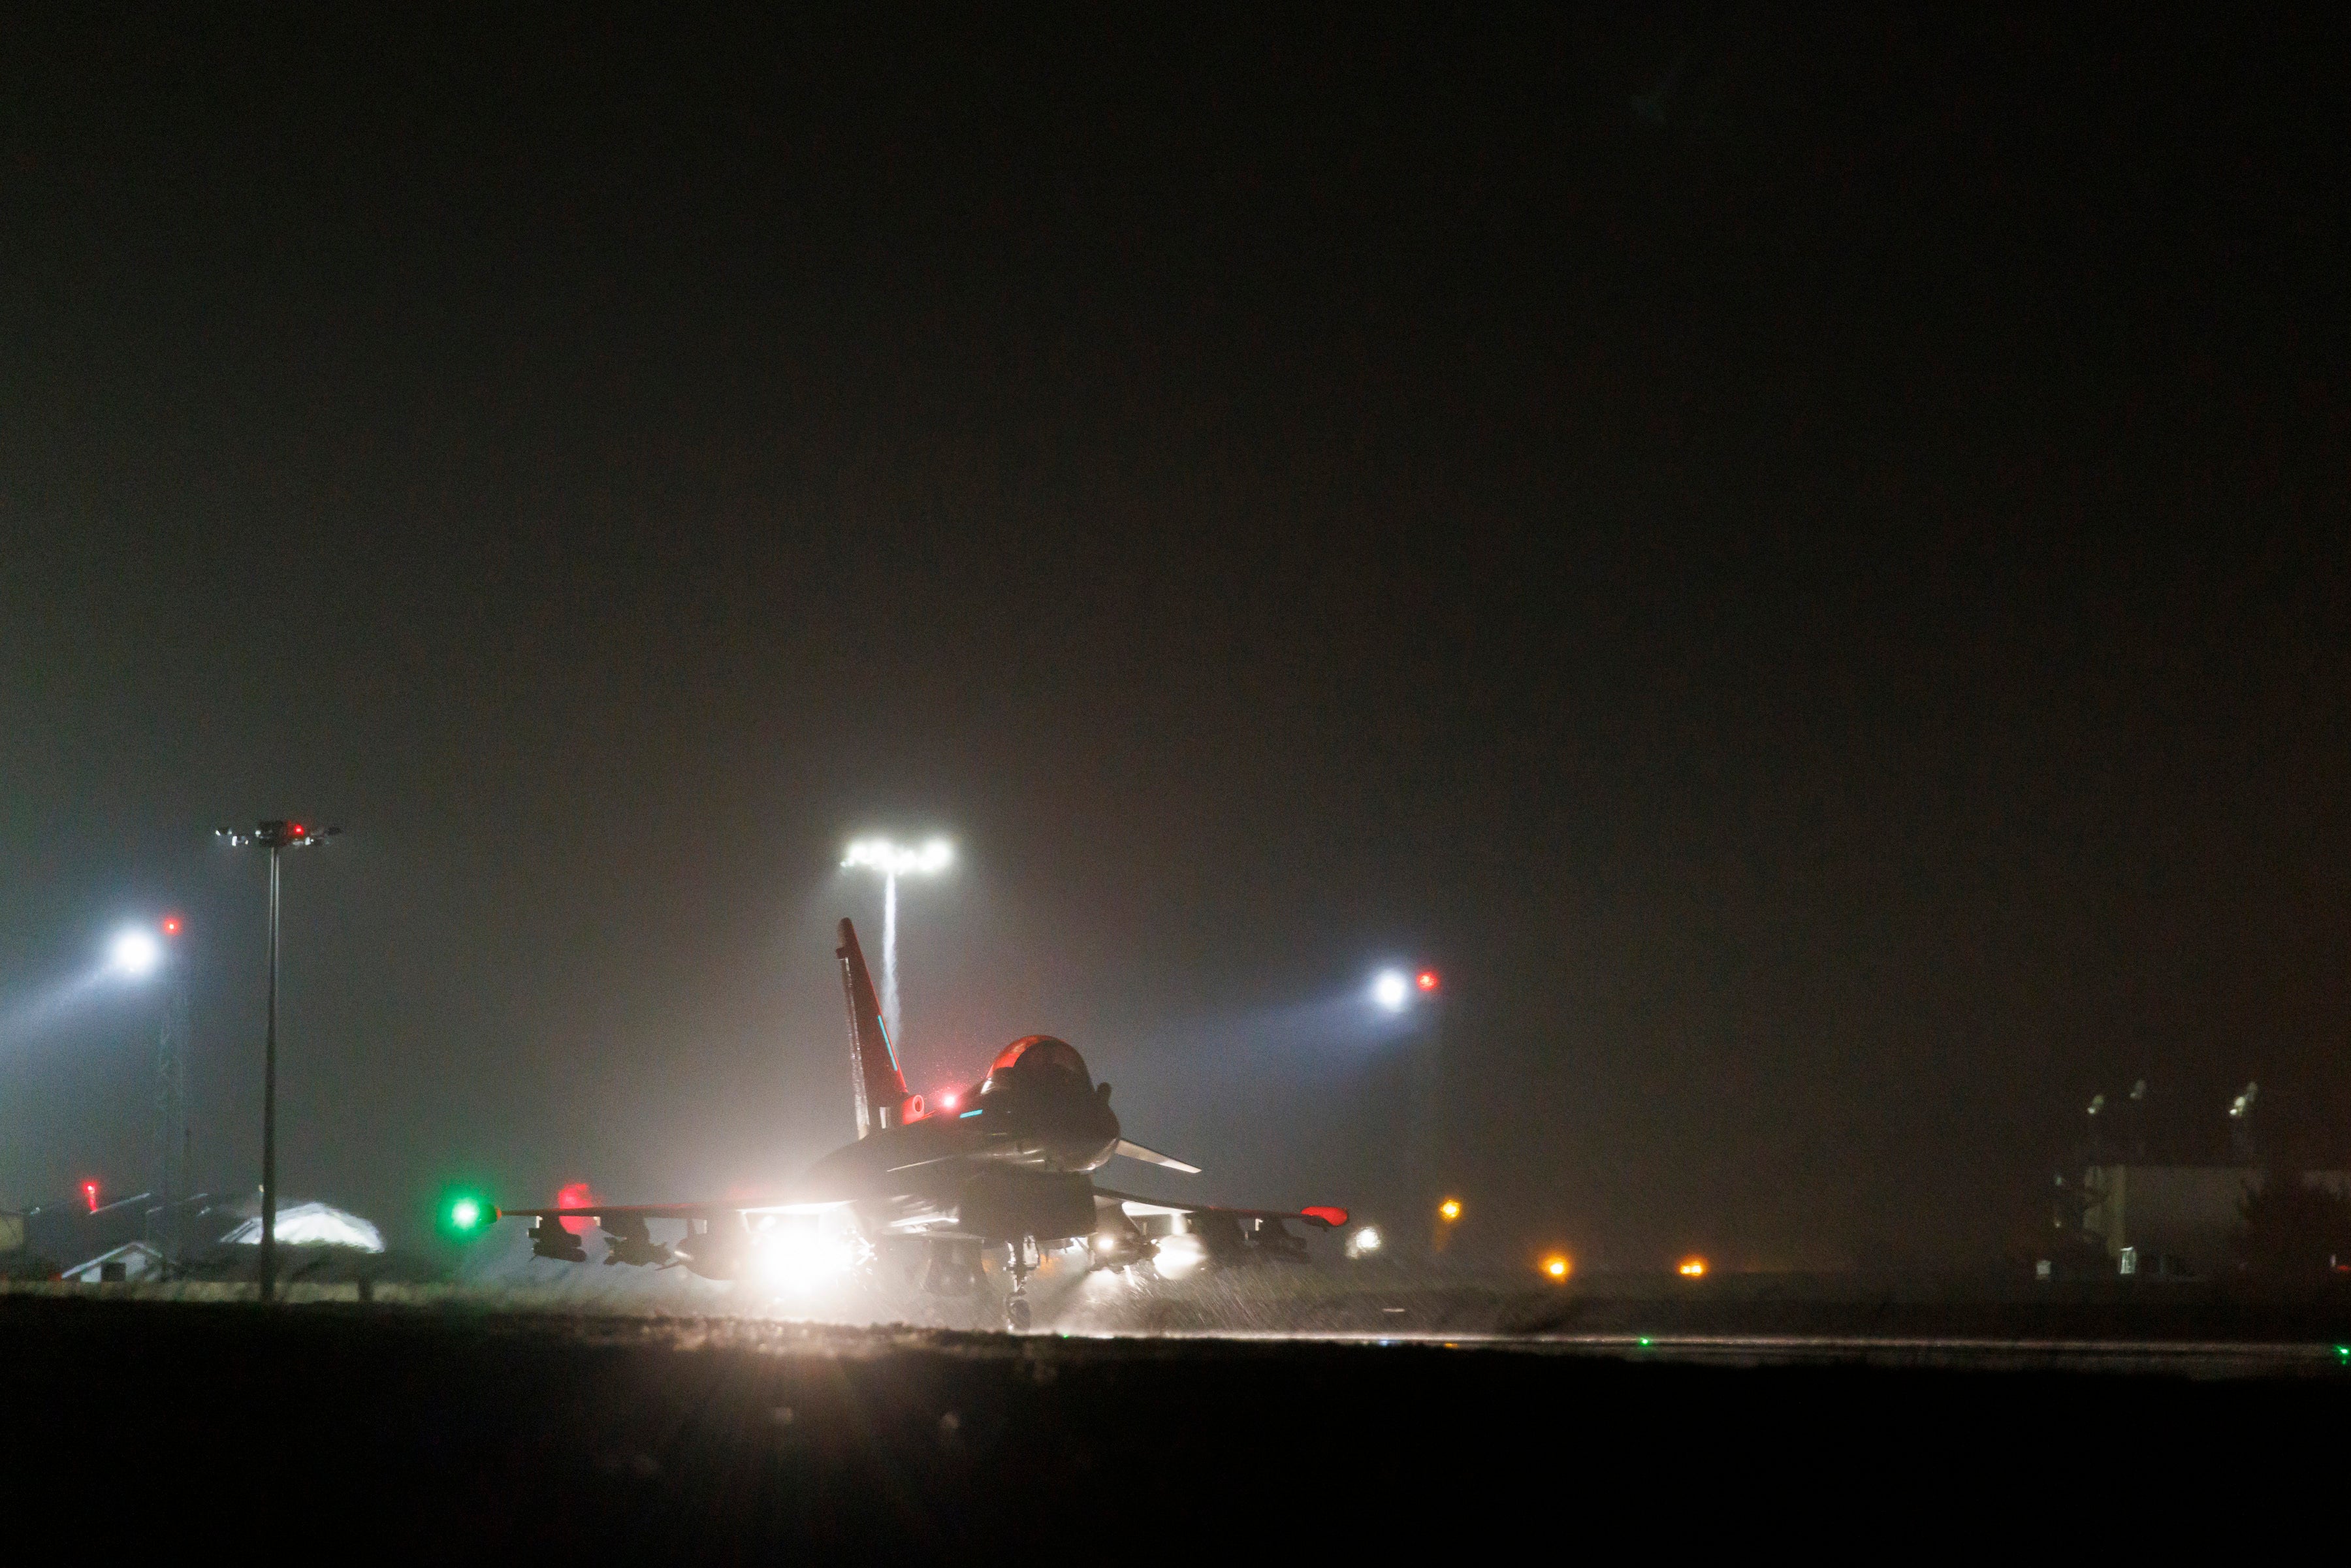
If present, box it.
[842,837,952,1048]
[1,920,173,1051]
[883,871,898,1046]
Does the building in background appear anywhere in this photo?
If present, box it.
[2049,1080,2351,1278]
[8,1191,394,1283]
[60,1241,168,1284]
[217,1200,384,1253]
[2068,1165,2351,1277]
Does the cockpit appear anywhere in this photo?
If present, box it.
[980,1034,1093,1095]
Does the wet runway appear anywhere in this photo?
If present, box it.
[8,1287,2346,1545]
[1436,1330,2350,1375]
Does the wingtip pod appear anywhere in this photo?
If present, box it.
[1299,1206,1348,1230]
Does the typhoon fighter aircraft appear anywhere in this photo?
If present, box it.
[496,920,1345,1327]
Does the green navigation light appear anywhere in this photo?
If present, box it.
[437,1185,494,1241]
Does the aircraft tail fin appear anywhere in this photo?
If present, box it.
[837,918,912,1138]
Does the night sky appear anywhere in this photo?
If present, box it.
[3,7,2345,1268]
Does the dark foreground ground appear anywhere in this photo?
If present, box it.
[9,1290,2348,1550]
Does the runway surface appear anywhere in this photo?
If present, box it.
[8,1287,2347,1546]
[1125,1328,2351,1376]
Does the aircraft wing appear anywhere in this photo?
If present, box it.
[496,1198,856,1270]
[495,1201,846,1222]
[1092,1186,1347,1230]
[1112,1139,1203,1174]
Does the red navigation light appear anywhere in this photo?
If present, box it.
[1416,971,1439,992]
[1300,1206,1349,1230]
[555,1181,595,1236]
[161,916,182,936]
[83,1181,99,1213]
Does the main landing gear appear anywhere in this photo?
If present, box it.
[1005,1234,1040,1332]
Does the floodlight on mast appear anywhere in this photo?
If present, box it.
[840,835,952,1048]
[216,820,341,1304]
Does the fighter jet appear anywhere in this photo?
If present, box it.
[496,919,1345,1328]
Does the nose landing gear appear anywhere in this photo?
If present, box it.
[1004,1234,1041,1332]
